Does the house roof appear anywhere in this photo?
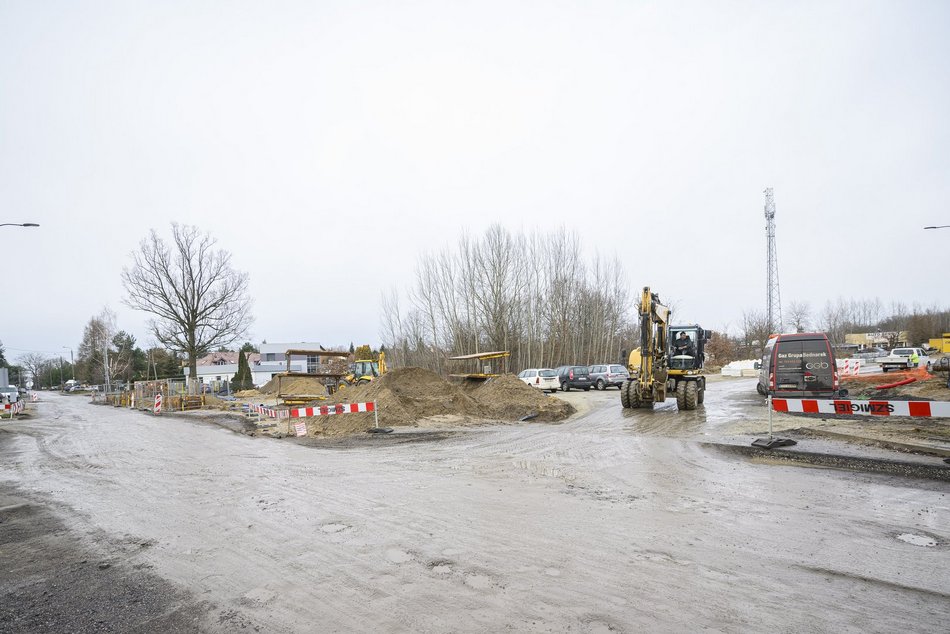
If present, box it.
[196,352,261,366]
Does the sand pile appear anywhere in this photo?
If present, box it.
[235,389,262,398]
[468,374,575,422]
[289,368,574,435]
[259,375,329,397]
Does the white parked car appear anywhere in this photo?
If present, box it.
[878,347,931,372]
[517,368,560,393]
[0,385,19,403]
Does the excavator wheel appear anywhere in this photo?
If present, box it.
[675,381,687,410]
[357,379,370,386]
[620,381,631,408]
[697,385,705,404]
[684,381,699,410]
[623,380,642,408]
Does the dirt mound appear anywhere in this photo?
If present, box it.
[259,375,328,397]
[235,389,262,398]
[290,369,575,435]
[469,374,575,422]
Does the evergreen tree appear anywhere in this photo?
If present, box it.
[232,350,253,391]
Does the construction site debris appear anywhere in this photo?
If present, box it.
[842,367,948,400]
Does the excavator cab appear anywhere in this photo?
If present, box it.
[350,360,381,380]
[669,326,707,371]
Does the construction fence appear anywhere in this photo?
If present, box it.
[97,379,206,412]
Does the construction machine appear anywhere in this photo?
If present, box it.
[621,287,709,411]
[340,351,387,387]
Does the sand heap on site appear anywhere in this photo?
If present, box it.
[259,375,329,397]
[465,373,575,422]
[291,368,574,436]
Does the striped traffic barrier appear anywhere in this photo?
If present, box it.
[773,398,950,418]
[289,402,375,418]
[2,401,25,417]
[838,359,862,376]
[254,401,381,430]
[154,393,162,414]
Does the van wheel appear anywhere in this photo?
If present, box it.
[561,382,570,392]
[881,367,888,373]
[684,382,699,410]
[756,383,767,396]
[596,379,605,391]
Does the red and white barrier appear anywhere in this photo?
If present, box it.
[154,394,162,414]
[838,359,862,376]
[30,392,38,402]
[253,401,380,429]
[289,402,375,418]
[2,401,25,416]
[773,398,950,418]
[253,405,290,419]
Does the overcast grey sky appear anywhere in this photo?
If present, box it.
[2,1,948,359]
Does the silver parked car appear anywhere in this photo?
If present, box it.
[587,364,629,390]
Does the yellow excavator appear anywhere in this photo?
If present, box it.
[340,351,387,387]
[621,286,708,411]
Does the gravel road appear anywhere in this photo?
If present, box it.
[2,383,948,632]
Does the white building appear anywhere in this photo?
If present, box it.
[184,343,351,389]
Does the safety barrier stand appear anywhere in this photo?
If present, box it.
[752,394,797,449]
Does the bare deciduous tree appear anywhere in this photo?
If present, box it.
[17,352,50,388]
[785,300,811,333]
[122,223,252,380]
[381,225,633,373]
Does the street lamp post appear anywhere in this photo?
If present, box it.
[923,225,949,388]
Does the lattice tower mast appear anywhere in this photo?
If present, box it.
[764,187,782,333]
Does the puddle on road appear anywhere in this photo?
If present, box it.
[896,533,938,547]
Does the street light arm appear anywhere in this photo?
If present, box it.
[0,223,40,227]
[923,225,950,229]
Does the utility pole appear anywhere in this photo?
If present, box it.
[764,188,783,334]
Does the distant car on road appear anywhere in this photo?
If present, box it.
[851,347,887,361]
[517,368,559,393]
[587,364,629,390]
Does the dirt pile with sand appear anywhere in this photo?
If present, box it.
[288,368,574,437]
[259,375,329,397]
[465,373,575,422]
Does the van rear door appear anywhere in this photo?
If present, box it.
[774,338,834,393]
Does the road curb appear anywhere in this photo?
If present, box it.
[797,427,950,458]
[703,442,950,482]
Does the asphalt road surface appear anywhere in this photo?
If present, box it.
[2,384,948,633]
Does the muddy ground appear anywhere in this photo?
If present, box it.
[2,380,948,632]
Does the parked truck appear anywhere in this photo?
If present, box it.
[877,347,930,372]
